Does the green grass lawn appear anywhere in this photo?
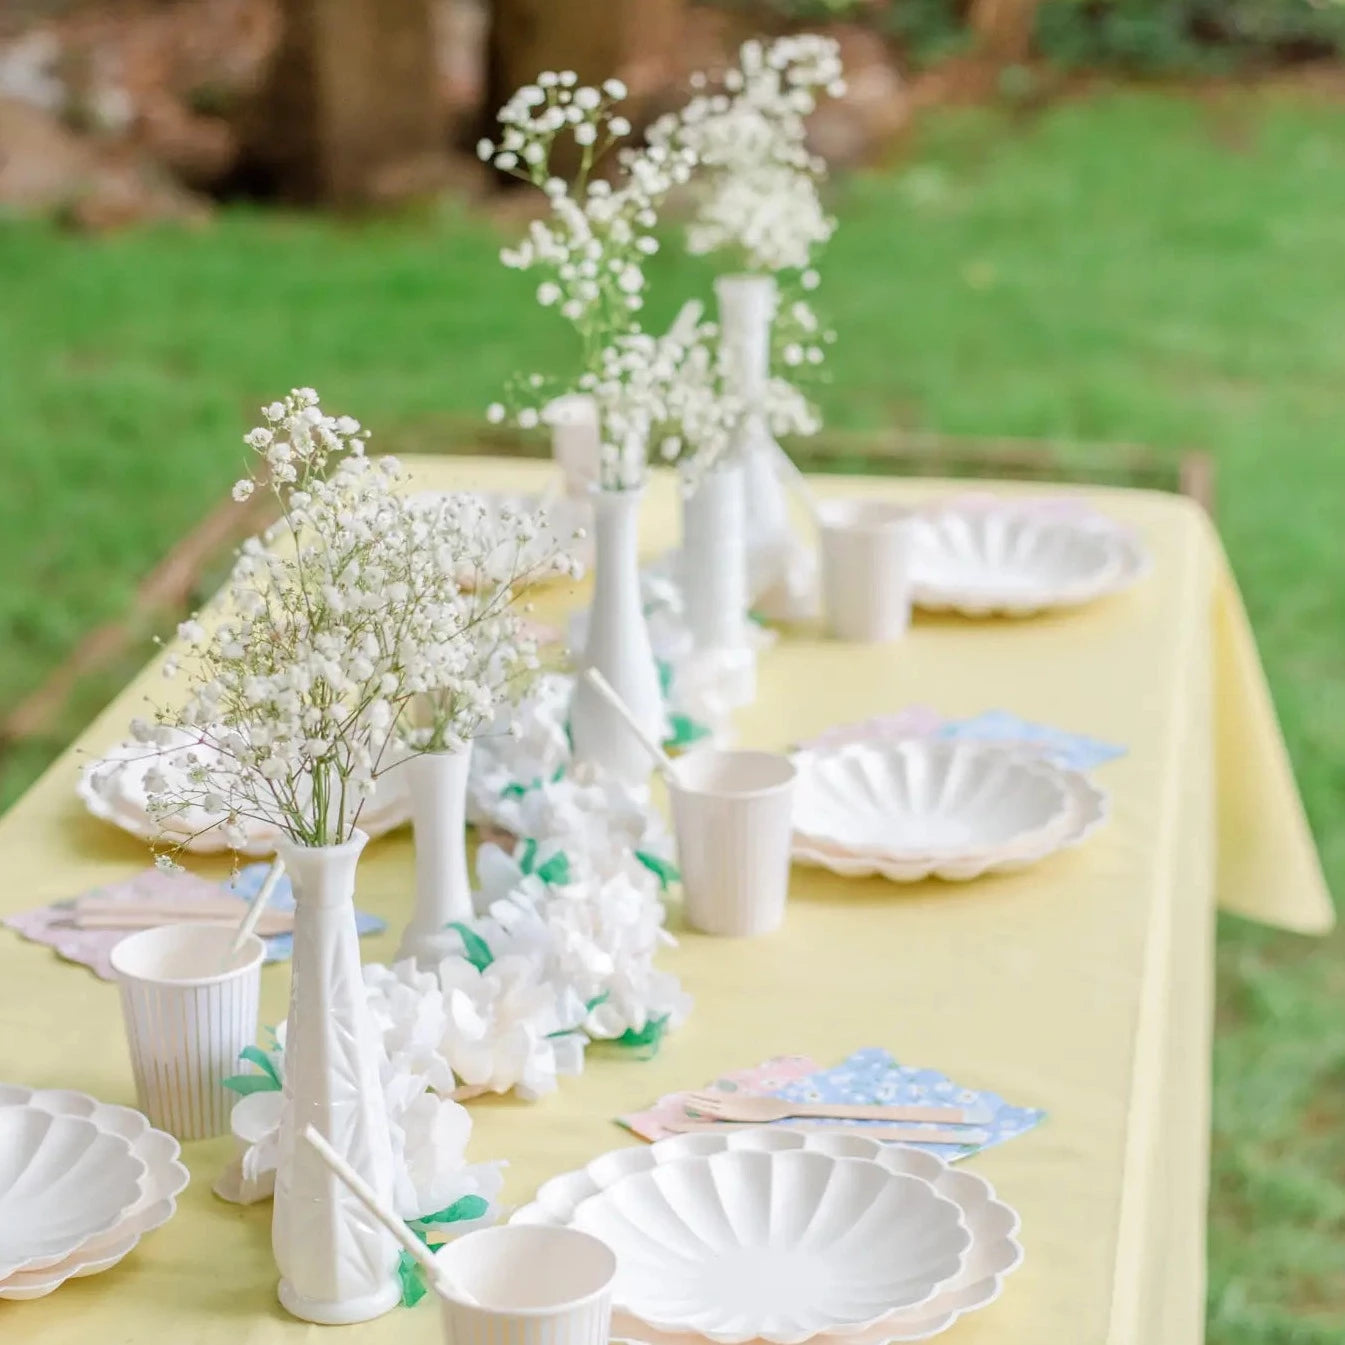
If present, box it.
[1,86,1343,1340]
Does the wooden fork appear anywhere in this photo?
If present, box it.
[682,1091,986,1127]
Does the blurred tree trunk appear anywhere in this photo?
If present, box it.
[250,0,447,205]
[484,0,685,125]
[968,0,1042,63]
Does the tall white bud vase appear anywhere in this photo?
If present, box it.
[715,274,793,569]
[272,830,400,1325]
[397,745,474,966]
[570,487,663,785]
[681,461,749,655]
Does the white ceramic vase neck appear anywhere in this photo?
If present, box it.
[398,745,475,966]
[681,461,749,654]
[547,393,601,499]
[714,273,793,559]
[570,486,663,785]
[272,830,400,1325]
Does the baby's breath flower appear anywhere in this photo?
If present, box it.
[135,389,576,851]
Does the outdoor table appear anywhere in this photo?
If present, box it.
[0,456,1331,1345]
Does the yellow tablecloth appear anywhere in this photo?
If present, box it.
[0,458,1331,1345]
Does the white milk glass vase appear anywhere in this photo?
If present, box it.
[680,459,749,655]
[570,486,663,785]
[397,744,475,965]
[272,829,400,1325]
[714,273,793,577]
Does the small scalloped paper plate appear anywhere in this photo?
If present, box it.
[0,1085,189,1300]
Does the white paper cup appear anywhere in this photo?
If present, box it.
[820,500,915,642]
[436,1225,615,1345]
[670,748,798,937]
[110,923,265,1141]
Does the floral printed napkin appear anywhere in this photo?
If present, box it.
[620,1048,1044,1159]
[770,1047,1045,1159]
[936,709,1124,772]
[3,863,385,980]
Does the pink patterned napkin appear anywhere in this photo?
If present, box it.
[619,1056,820,1141]
[4,868,237,981]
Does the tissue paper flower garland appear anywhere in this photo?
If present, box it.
[224,666,691,1165]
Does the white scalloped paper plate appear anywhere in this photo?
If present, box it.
[77,735,410,855]
[792,746,1108,882]
[0,1085,190,1300]
[792,740,1074,864]
[912,506,1150,616]
[511,1128,1022,1343]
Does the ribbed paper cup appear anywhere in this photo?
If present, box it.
[110,923,265,1141]
[670,749,798,937]
[819,500,915,643]
[436,1226,615,1345]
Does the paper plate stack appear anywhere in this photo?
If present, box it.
[791,739,1107,882]
[510,1128,1022,1343]
[0,1085,189,1300]
[912,504,1149,617]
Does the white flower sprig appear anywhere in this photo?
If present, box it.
[486,70,697,371]
[573,301,815,491]
[127,388,572,852]
[647,35,846,274]
[399,491,581,754]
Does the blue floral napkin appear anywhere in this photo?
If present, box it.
[939,709,1125,772]
[766,1047,1046,1161]
[225,863,386,963]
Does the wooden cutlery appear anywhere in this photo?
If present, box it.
[680,1090,986,1127]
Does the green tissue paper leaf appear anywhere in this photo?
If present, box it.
[635,850,680,889]
[222,1072,282,1096]
[238,1044,281,1087]
[657,658,674,698]
[446,921,494,972]
[501,782,528,800]
[615,1014,670,1058]
[585,991,611,1013]
[535,851,571,886]
[416,1195,490,1226]
[517,837,539,875]
[665,713,711,749]
[397,1250,428,1307]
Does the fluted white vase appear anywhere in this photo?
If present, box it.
[570,486,663,785]
[681,460,749,654]
[715,273,793,569]
[272,830,400,1325]
[397,745,475,966]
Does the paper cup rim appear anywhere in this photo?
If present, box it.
[434,1225,617,1316]
[671,749,797,801]
[110,922,266,988]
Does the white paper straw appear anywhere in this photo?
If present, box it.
[582,669,676,780]
[230,858,285,957]
[768,441,825,529]
[301,1125,476,1304]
